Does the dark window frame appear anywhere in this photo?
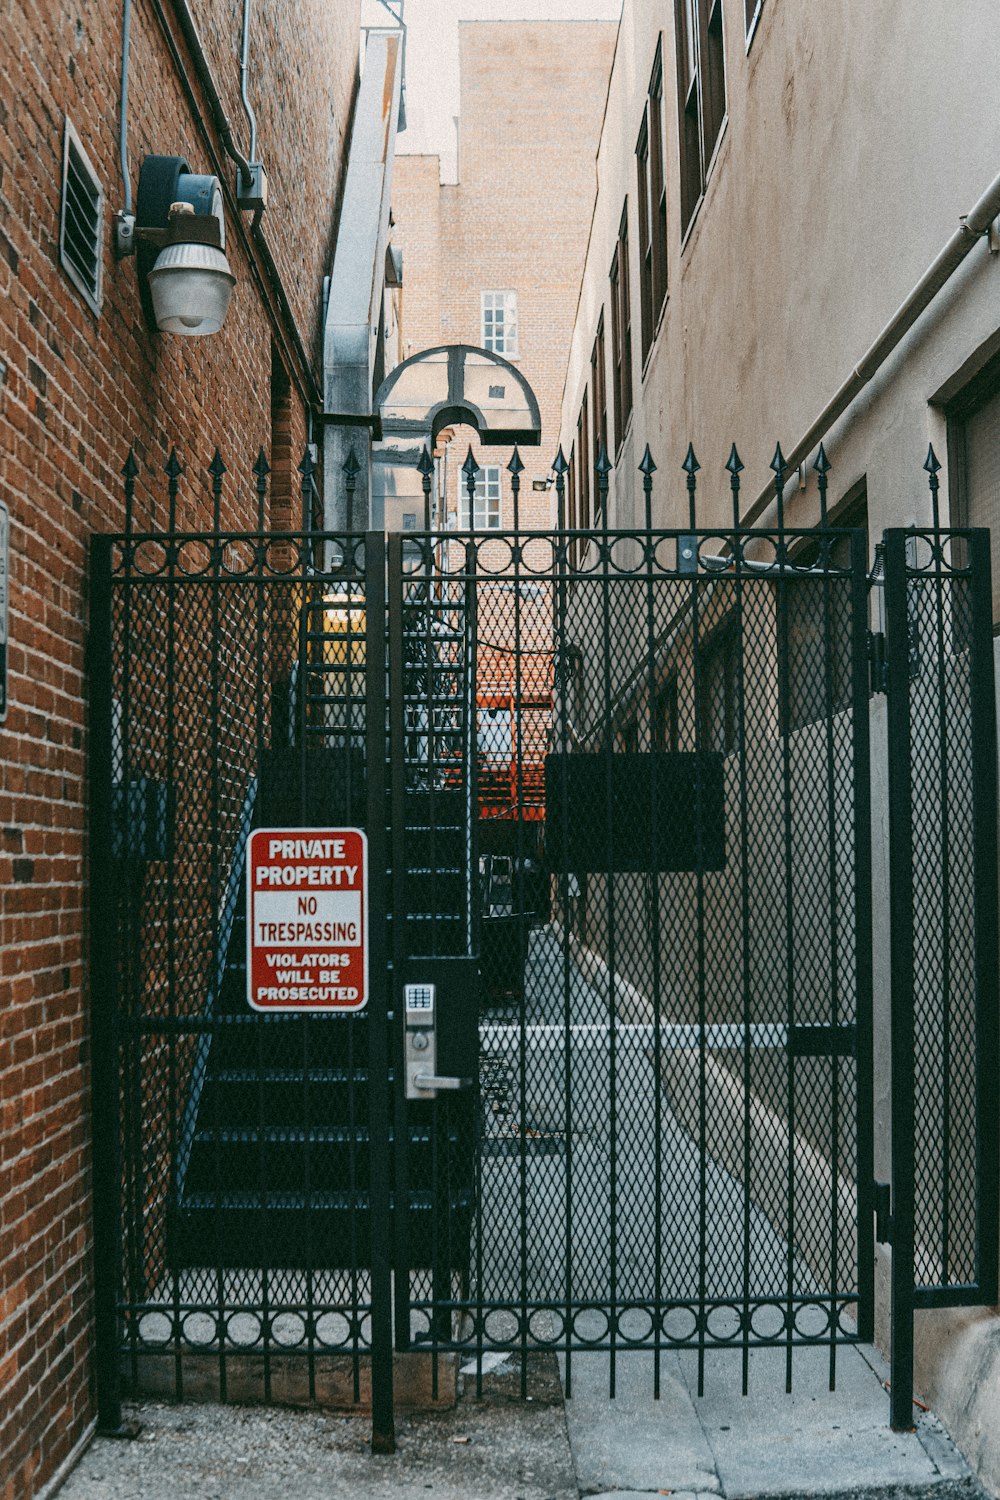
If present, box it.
[946,350,1000,628]
[577,395,591,534]
[591,315,609,511]
[610,206,634,451]
[636,42,669,362]
[783,482,870,732]
[674,0,727,236]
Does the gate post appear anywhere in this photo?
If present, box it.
[967,529,999,1306]
[88,534,126,1433]
[365,530,395,1454]
[884,529,916,1430]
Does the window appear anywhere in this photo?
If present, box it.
[699,617,739,754]
[636,43,668,360]
[59,119,103,315]
[610,207,634,448]
[591,316,609,511]
[948,353,1000,625]
[481,291,519,357]
[460,465,502,530]
[675,0,727,234]
[784,485,869,731]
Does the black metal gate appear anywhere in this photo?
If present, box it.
[88,443,997,1450]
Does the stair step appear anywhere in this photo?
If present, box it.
[211,1068,367,1085]
[192,1125,460,1146]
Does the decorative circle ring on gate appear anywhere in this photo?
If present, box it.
[571,1307,610,1345]
[182,1309,219,1347]
[175,538,214,576]
[138,1310,174,1346]
[130,539,169,576]
[221,538,257,575]
[706,1302,743,1343]
[749,1301,788,1340]
[225,1310,262,1347]
[270,1311,307,1347]
[315,1311,352,1350]
[615,1306,654,1344]
[529,1308,563,1346]
[794,1301,833,1340]
[660,1305,699,1345]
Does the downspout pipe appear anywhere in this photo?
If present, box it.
[743,168,1000,527]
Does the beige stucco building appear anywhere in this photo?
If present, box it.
[390,20,618,532]
[558,0,1000,1487]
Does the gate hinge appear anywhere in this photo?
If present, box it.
[868,631,888,695]
[875,1181,893,1245]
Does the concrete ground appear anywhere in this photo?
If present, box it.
[59,1345,988,1500]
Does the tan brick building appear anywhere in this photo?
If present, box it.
[391,20,618,531]
[0,4,390,1493]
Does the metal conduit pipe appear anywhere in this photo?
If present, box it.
[743,168,1000,527]
[167,0,252,181]
[119,0,133,213]
[240,0,259,166]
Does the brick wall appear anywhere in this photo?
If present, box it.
[0,4,357,1496]
[391,21,617,531]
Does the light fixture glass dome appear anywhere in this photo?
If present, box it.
[147,242,236,336]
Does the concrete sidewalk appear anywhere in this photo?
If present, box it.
[58,1343,989,1500]
[560,1341,977,1500]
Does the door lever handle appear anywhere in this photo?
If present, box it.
[412,1073,472,1092]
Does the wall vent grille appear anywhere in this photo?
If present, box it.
[59,120,103,315]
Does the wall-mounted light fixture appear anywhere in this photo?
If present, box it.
[120,155,236,336]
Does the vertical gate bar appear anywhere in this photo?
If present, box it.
[89,533,125,1434]
[352,532,363,1395]
[466,538,485,1397]
[771,450,797,1396]
[297,457,317,1403]
[640,449,664,1397]
[726,451,754,1397]
[121,478,141,1395]
[552,457,575,1397]
[366,529,396,1454]
[884,528,916,1430]
[252,453,272,1403]
[509,457,531,1399]
[931,540,955,1286]
[207,454,227,1405]
[387,532,411,1352]
[819,485,840,1390]
[162,455,181,1400]
[850,527,876,1346]
[967,529,999,1302]
[595,447,618,1397]
[682,446,708,1399]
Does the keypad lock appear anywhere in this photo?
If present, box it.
[403,983,471,1100]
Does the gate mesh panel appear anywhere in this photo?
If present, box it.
[395,528,872,1389]
[111,534,375,1400]
[903,540,983,1295]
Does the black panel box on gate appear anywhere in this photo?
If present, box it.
[544,752,726,874]
[258,747,367,828]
